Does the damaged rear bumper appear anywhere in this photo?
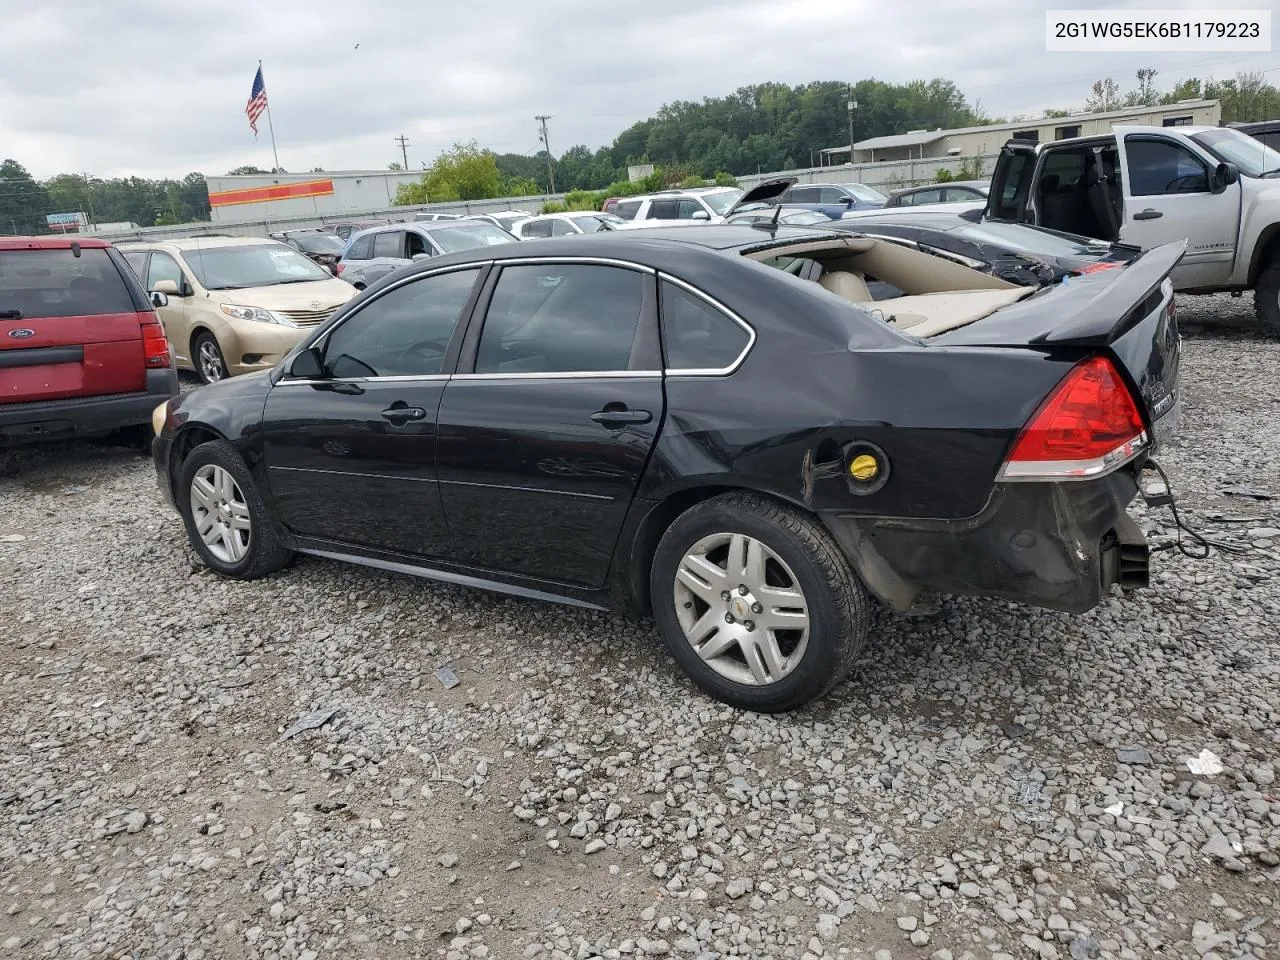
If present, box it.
[821,469,1148,615]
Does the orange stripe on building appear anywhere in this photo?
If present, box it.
[208,179,336,207]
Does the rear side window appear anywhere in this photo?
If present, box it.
[790,186,820,203]
[0,248,136,319]
[345,234,373,260]
[522,220,554,238]
[475,264,644,374]
[660,280,751,372]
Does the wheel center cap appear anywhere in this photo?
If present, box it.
[730,597,752,620]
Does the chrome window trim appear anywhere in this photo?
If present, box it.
[276,374,452,386]
[452,371,661,381]
[491,256,657,273]
[658,273,757,378]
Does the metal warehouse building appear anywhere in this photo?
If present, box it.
[820,99,1222,164]
[205,170,425,225]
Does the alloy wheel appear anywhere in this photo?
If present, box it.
[198,338,225,382]
[190,464,251,563]
[673,532,810,686]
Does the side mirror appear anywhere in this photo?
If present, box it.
[411,253,431,261]
[289,346,326,380]
[691,210,711,221]
[1211,162,1239,193]
[152,279,180,296]
[844,197,855,206]
[150,291,169,309]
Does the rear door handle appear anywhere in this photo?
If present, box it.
[1133,209,1163,221]
[591,408,652,427]
[381,405,427,424]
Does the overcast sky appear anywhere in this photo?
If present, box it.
[0,0,1275,180]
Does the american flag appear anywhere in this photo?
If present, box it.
[246,66,268,136]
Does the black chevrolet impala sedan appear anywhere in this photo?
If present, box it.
[151,226,1183,712]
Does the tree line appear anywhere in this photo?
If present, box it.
[2,69,1276,233]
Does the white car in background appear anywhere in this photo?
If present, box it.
[509,211,626,238]
[461,211,536,234]
[609,187,744,227]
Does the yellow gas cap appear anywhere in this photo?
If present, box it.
[849,453,879,481]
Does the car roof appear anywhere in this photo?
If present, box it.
[116,235,279,251]
[0,236,113,250]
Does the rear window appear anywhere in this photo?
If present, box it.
[0,248,136,319]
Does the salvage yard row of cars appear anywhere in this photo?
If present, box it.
[5,119,1280,711]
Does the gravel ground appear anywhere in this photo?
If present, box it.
[1,293,1277,960]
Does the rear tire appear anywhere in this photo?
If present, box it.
[1255,258,1280,338]
[177,439,293,579]
[193,332,228,384]
[650,492,868,713]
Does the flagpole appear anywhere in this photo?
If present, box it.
[260,60,281,173]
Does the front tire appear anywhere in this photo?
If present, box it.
[177,439,293,579]
[1255,259,1280,338]
[650,492,868,713]
[193,332,228,384]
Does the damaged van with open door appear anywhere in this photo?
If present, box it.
[984,124,1280,336]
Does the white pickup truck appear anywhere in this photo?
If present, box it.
[984,124,1280,335]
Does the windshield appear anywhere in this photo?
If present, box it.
[429,223,519,252]
[783,210,833,225]
[291,233,347,254]
[181,243,332,290]
[1191,128,1280,178]
[847,183,888,203]
[952,221,1113,257]
[571,214,624,233]
[703,189,744,215]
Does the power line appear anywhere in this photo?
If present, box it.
[535,115,556,193]
[394,134,410,171]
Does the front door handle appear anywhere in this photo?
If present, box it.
[1133,208,1163,221]
[590,407,652,428]
[381,404,427,424]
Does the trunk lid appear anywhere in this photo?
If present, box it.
[936,240,1186,441]
[724,176,798,216]
[1,244,148,404]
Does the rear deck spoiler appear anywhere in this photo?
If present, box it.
[1031,240,1186,346]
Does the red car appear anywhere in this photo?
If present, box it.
[1,236,178,448]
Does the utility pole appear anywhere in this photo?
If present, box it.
[535,115,556,193]
[846,88,858,167]
[394,135,410,171]
[82,172,96,227]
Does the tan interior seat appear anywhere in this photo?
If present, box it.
[818,270,872,303]
[866,288,1035,337]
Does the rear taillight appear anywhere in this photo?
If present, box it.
[1076,261,1123,275]
[999,355,1147,481]
[140,317,171,369]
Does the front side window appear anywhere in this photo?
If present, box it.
[181,244,331,290]
[818,187,847,204]
[147,251,185,290]
[1125,139,1208,195]
[321,268,480,378]
[613,200,641,221]
[660,280,750,372]
[475,264,645,374]
[675,199,705,219]
[549,218,578,236]
[372,231,405,259]
[121,250,148,279]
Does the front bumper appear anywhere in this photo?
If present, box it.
[822,469,1148,615]
[0,369,178,448]
[221,323,310,378]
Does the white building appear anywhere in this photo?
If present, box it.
[821,99,1222,164]
[205,170,424,225]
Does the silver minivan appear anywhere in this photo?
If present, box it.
[337,221,517,289]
